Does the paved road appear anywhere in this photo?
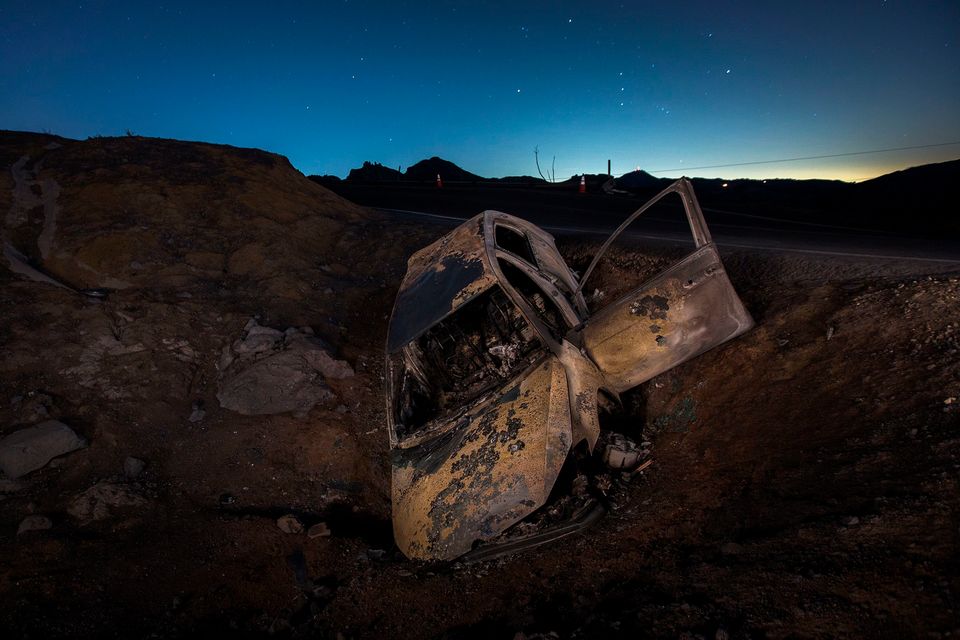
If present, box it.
[331,182,960,264]
[375,206,960,265]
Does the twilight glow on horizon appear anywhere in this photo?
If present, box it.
[1,1,958,182]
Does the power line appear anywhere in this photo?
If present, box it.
[649,141,960,173]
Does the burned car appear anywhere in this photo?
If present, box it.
[386,178,754,561]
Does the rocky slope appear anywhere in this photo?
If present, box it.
[1,131,957,639]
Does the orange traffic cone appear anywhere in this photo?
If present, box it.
[436,174,443,188]
[578,174,586,194]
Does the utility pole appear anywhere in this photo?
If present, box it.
[607,159,611,176]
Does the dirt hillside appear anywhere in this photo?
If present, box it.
[1,132,957,639]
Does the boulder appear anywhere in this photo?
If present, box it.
[277,514,303,534]
[123,456,146,478]
[0,420,86,479]
[17,515,53,535]
[217,320,353,417]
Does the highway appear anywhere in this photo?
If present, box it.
[328,182,960,264]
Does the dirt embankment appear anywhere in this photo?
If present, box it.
[1,131,958,639]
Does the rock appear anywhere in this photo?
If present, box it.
[17,515,53,535]
[123,456,146,478]
[307,522,331,538]
[720,542,744,555]
[12,391,54,424]
[68,482,147,525]
[0,478,30,493]
[188,400,206,423]
[234,325,284,356]
[217,345,235,372]
[0,420,86,479]
[217,320,354,416]
[826,325,835,340]
[843,516,860,526]
[276,514,303,534]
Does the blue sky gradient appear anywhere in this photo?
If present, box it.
[1,1,958,180]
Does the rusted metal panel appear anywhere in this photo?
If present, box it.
[391,356,571,561]
[580,244,754,392]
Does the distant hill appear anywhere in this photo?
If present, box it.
[333,156,548,184]
[853,158,956,217]
[347,161,402,182]
[493,175,546,184]
[858,158,959,191]
[324,154,959,236]
[403,157,486,183]
[613,169,663,191]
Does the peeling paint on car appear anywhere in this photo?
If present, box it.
[387,178,755,561]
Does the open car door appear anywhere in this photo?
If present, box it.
[575,178,754,393]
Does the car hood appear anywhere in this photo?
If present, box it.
[387,215,498,353]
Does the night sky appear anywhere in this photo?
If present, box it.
[1,1,958,181]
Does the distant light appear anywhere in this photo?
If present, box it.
[762,179,767,183]
[722,183,729,188]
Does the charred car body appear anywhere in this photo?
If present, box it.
[386,179,754,561]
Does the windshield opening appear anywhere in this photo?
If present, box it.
[391,285,544,441]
